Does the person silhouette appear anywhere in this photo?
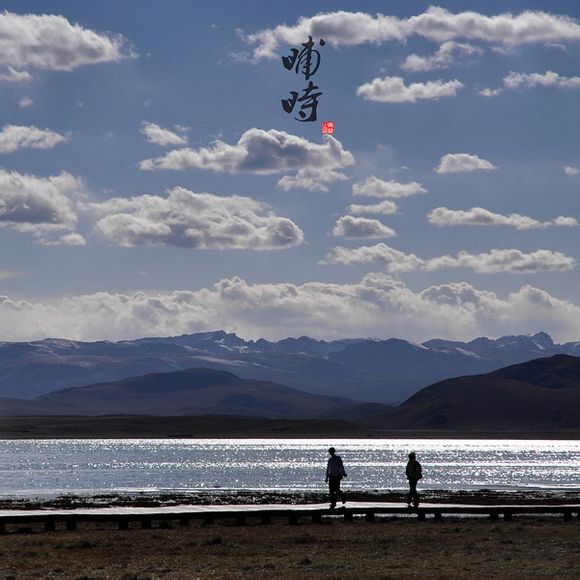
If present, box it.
[405,451,423,508]
[325,447,347,509]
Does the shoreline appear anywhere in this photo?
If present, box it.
[2,488,579,511]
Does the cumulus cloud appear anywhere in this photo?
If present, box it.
[0,11,134,78]
[352,176,427,198]
[140,122,188,147]
[0,169,84,243]
[563,165,580,175]
[427,207,578,229]
[244,7,580,59]
[277,166,349,192]
[401,41,483,71]
[436,153,497,174]
[356,76,463,103]
[5,273,580,342]
[348,200,398,215]
[332,216,396,239]
[87,186,303,250]
[57,233,87,246]
[139,129,354,192]
[484,70,580,96]
[503,70,580,90]
[322,243,424,273]
[0,125,69,154]
[323,243,575,274]
[425,249,575,274]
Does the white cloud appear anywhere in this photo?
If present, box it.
[87,186,304,250]
[348,200,398,215]
[57,233,87,246]
[356,76,463,103]
[482,71,580,96]
[503,70,580,90]
[0,11,134,76]
[401,41,483,71]
[5,273,580,343]
[322,243,424,273]
[427,207,577,229]
[332,216,396,239]
[352,176,427,198]
[139,129,354,192]
[436,153,497,174]
[140,122,188,147]
[479,87,502,97]
[425,249,575,274]
[0,169,84,243]
[0,67,31,83]
[18,97,34,108]
[245,7,580,59]
[323,243,575,274]
[277,167,348,192]
[553,216,578,227]
[563,165,580,175]
[0,125,69,154]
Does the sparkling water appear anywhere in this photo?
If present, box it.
[0,438,578,498]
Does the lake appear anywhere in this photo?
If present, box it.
[0,438,578,498]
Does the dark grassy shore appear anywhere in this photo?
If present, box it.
[1,517,579,578]
[1,415,580,439]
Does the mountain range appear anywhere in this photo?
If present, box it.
[1,330,579,404]
[0,353,578,433]
[0,367,367,419]
[366,354,580,430]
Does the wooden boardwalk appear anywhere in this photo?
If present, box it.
[0,502,579,533]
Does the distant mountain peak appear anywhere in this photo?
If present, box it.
[529,331,554,349]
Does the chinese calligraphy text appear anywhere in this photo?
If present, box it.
[281,36,324,123]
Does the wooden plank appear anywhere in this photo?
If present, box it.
[0,502,576,533]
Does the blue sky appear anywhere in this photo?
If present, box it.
[2,1,580,342]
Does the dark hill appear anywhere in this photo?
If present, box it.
[0,367,362,419]
[364,354,580,430]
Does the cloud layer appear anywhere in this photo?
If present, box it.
[88,186,304,250]
[140,129,354,192]
[323,243,575,274]
[245,7,580,59]
[4,273,580,343]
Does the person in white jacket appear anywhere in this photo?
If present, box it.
[325,447,347,509]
